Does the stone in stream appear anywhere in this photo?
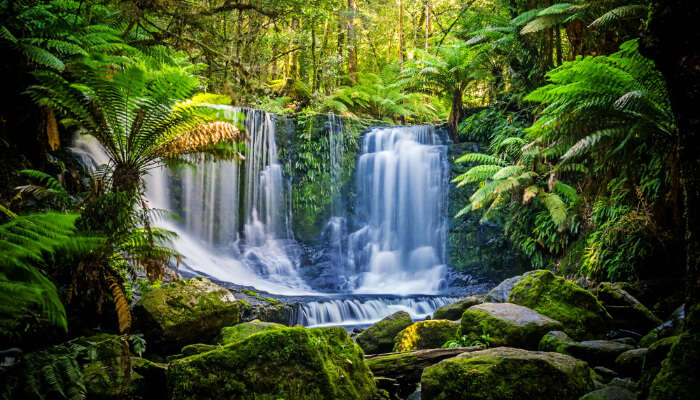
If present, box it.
[133,277,241,352]
[579,386,637,400]
[393,320,460,352]
[432,296,483,320]
[461,302,563,349]
[421,347,596,400]
[355,311,413,354]
[168,326,375,400]
[615,348,648,378]
[508,270,612,339]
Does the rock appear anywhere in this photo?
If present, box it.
[579,386,637,400]
[596,282,662,333]
[539,330,576,352]
[131,357,168,400]
[461,303,562,349]
[485,273,533,303]
[593,366,619,383]
[647,327,700,399]
[615,348,647,378]
[215,319,286,345]
[168,326,376,399]
[242,302,294,325]
[608,377,637,392]
[561,340,634,369]
[610,337,637,346]
[180,343,217,357]
[421,347,596,400]
[639,304,687,347]
[133,277,241,352]
[433,296,482,320]
[637,335,678,398]
[508,270,612,339]
[394,320,460,352]
[356,311,413,354]
[366,346,483,399]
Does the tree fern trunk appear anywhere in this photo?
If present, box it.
[448,89,463,143]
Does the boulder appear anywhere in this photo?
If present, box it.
[421,347,596,400]
[508,270,612,339]
[593,366,619,383]
[579,386,637,400]
[366,346,483,399]
[596,282,662,333]
[131,357,168,400]
[637,336,678,398]
[461,303,562,349]
[433,296,483,320]
[485,272,534,303]
[133,277,241,352]
[556,340,634,369]
[539,330,576,352]
[615,348,647,378]
[647,330,700,400]
[215,320,286,345]
[394,320,460,352]
[639,304,686,347]
[356,311,413,354]
[168,326,376,400]
[180,343,217,357]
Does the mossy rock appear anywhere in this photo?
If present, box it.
[538,330,575,352]
[638,335,679,398]
[180,343,218,357]
[540,338,633,369]
[433,297,483,320]
[133,277,241,352]
[647,330,700,400]
[130,357,168,400]
[508,270,612,339]
[596,282,662,333]
[421,347,596,400]
[461,303,562,349]
[614,348,647,378]
[578,386,636,400]
[167,326,376,400]
[215,320,286,345]
[356,311,413,354]
[393,320,460,352]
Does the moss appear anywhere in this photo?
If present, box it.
[356,311,413,354]
[433,297,482,320]
[596,282,662,331]
[421,347,595,400]
[638,335,679,398]
[133,277,241,352]
[647,332,700,400]
[508,270,612,339]
[393,320,460,352]
[538,330,575,353]
[168,326,376,400]
[180,343,218,356]
[215,320,286,345]
[130,357,168,400]
[461,303,562,349]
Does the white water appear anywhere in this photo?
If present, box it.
[297,296,456,327]
[348,126,449,295]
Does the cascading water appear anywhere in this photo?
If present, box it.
[348,125,449,294]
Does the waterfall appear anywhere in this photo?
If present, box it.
[296,296,457,327]
[348,126,449,294]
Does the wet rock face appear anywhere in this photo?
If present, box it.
[421,347,596,400]
[461,302,563,349]
[355,311,414,355]
[168,326,376,400]
[133,277,241,353]
[508,270,612,339]
[393,320,461,352]
[433,296,483,320]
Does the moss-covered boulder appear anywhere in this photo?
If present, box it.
[393,320,460,352]
[508,270,612,339]
[168,326,376,400]
[130,357,168,400]
[638,335,678,398]
[356,311,413,354]
[461,303,563,349]
[614,348,647,378]
[596,282,662,333]
[647,330,700,400]
[180,343,218,357]
[578,386,637,400]
[433,296,483,320]
[133,277,241,352]
[421,347,596,400]
[538,330,576,352]
[485,273,530,303]
[215,320,286,345]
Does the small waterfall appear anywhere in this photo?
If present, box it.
[296,296,457,327]
[348,126,449,294]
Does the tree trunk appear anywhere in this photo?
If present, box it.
[448,88,464,142]
[347,0,357,81]
[642,1,700,303]
[398,0,405,64]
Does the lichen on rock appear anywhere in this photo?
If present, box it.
[393,320,460,352]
